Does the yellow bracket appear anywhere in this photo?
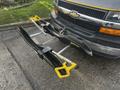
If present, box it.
[55,62,77,79]
[30,15,41,22]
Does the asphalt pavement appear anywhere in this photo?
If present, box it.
[0,26,120,90]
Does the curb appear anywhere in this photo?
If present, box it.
[0,18,49,31]
[0,21,33,31]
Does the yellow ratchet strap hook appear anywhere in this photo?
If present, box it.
[55,62,77,79]
[30,15,41,22]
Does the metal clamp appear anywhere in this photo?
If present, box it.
[55,62,77,78]
[30,15,41,22]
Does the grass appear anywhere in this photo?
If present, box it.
[0,0,53,25]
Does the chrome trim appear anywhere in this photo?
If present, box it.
[58,6,120,29]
